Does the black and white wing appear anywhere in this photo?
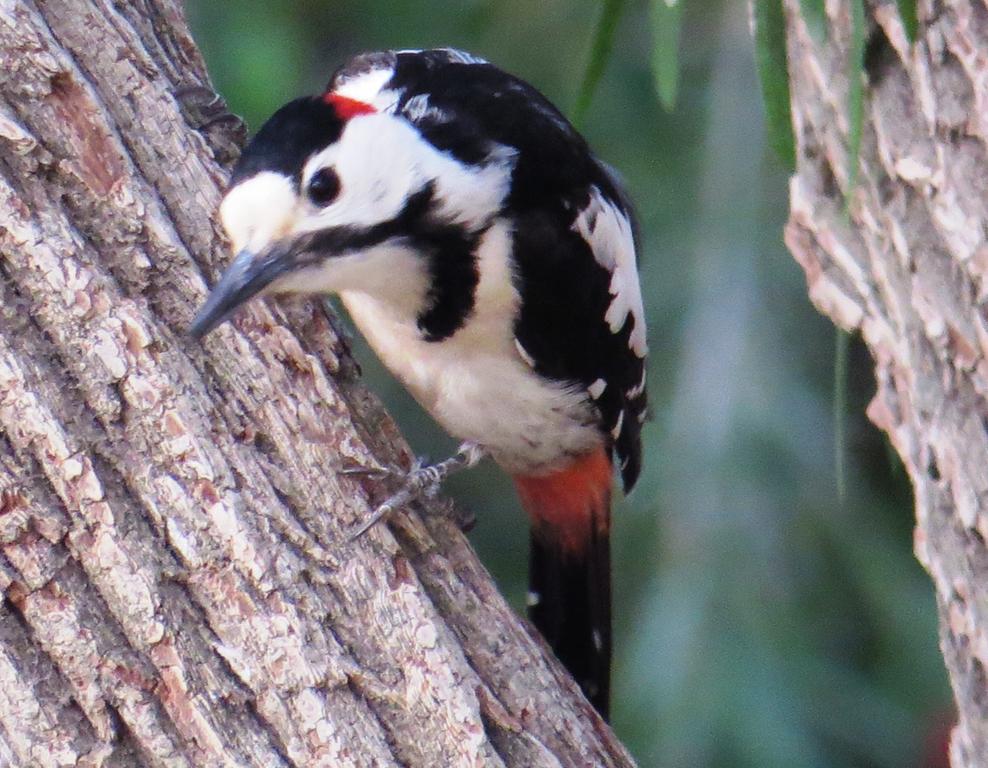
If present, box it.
[510,183,648,491]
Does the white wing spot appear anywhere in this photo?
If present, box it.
[515,338,536,368]
[572,187,648,358]
[627,367,647,398]
[402,93,448,123]
[592,629,604,652]
[588,378,607,400]
[526,590,541,607]
[611,409,624,440]
[393,48,488,65]
[440,48,488,64]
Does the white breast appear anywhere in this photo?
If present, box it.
[340,221,602,475]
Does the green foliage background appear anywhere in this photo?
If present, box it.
[186,1,950,765]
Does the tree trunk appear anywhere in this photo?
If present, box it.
[782,1,988,765]
[0,2,635,766]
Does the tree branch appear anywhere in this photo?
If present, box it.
[782,1,988,764]
[0,1,635,765]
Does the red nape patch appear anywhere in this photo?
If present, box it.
[323,92,376,120]
[513,449,612,556]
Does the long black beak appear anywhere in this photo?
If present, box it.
[189,245,294,339]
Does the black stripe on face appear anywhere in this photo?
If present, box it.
[415,222,482,343]
[301,184,481,342]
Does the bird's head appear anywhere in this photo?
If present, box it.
[190,89,512,338]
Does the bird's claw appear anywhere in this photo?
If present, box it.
[345,443,486,540]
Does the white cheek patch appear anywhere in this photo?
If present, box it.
[300,116,421,232]
[299,115,515,236]
[220,172,298,252]
[573,188,648,358]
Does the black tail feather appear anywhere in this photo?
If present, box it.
[528,520,611,718]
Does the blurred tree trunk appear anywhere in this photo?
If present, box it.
[782,1,988,765]
[0,2,635,766]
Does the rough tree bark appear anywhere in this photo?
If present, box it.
[783,0,988,765]
[0,2,635,766]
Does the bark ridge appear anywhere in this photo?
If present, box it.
[783,1,988,764]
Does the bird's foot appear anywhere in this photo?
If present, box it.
[173,83,246,165]
[344,443,486,540]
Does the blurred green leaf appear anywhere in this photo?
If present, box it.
[834,328,849,502]
[847,0,865,198]
[650,0,682,112]
[799,0,827,42]
[574,0,625,123]
[753,0,796,170]
[897,0,918,42]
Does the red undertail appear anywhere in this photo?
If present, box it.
[513,448,612,719]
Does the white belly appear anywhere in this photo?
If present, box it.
[340,291,602,475]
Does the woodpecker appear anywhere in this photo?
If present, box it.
[191,48,648,719]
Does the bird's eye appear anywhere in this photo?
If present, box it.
[307,168,341,206]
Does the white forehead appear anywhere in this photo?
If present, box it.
[219,171,297,252]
